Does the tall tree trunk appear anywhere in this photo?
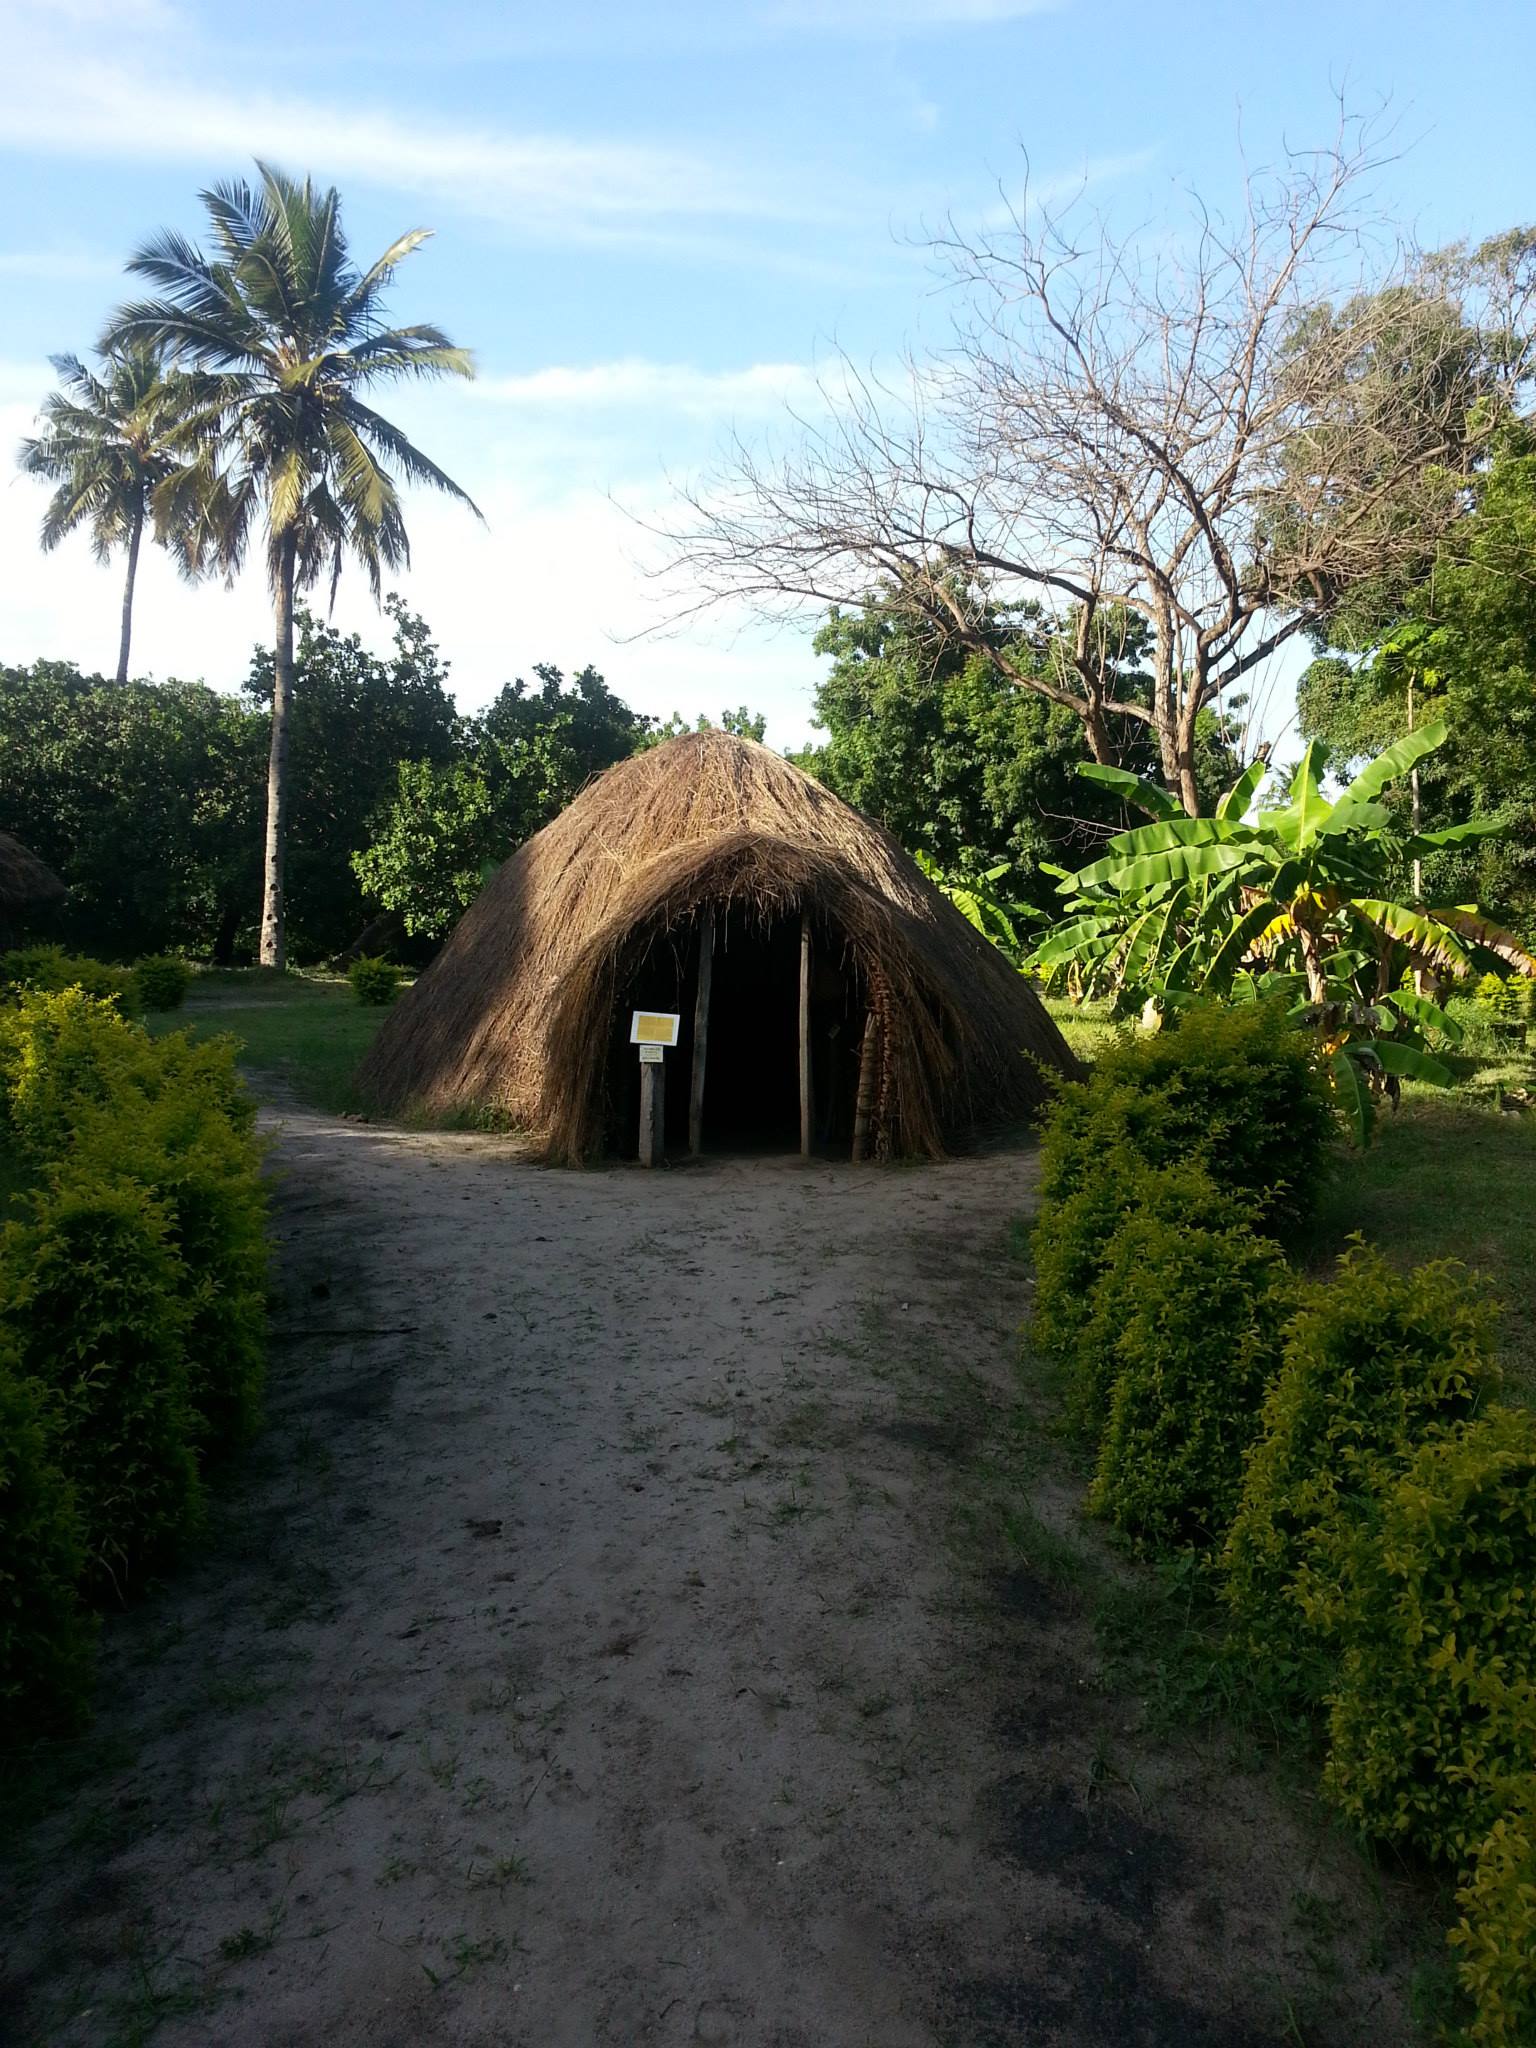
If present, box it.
[116,504,143,686]
[259,535,298,970]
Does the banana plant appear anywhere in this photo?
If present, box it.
[915,852,1037,964]
[1029,724,1536,1138]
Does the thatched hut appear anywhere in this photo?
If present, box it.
[358,731,1079,1162]
[0,831,66,925]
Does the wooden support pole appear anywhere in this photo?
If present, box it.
[851,1008,877,1162]
[799,910,812,1159]
[639,1057,665,1167]
[689,908,714,1157]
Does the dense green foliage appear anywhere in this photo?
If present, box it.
[1450,1778,1536,2047]
[1320,1406,1536,1864]
[1033,731,1535,1138]
[1300,435,1536,936]
[0,1353,95,1734]
[0,981,267,1731]
[1087,1219,1295,1550]
[0,943,138,1013]
[1223,1246,1501,1688]
[1037,1001,1332,1238]
[352,662,654,936]
[348,956,402,1006]
[1032,1149,1246,1439]
[797,597,1235,915]
[132,954,190,1010]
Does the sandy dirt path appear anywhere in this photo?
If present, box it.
[3,1105,1427,2048]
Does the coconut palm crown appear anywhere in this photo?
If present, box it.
[101,160,481,966]
[18,347,193,684]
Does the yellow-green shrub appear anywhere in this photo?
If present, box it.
[1320,1406,1536,1864]
[1223,1243,1500,1691]
[0,988,146,1163]
[1037,1151,1254,1443]
[1086,1217,1296,1550]
[71,1092,268,1451]
[0,944,137,1013]
[1449,1777,1536,2047]
[348,955,401,1006]
[0,1175,203,1598]
[132,954,191,1011]
[0,1351,94,1737]
[1038,1000,1332,1239]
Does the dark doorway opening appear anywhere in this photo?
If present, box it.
[608,903,865,1159]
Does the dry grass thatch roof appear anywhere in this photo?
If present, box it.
[358,731,1079,1161]
[0,831,66,912]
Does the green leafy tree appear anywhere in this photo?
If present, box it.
[354,664,652,937]
[103,161,480,968]
[18,349,195,684]
[1299,432,1536,931]
[795,593,1235,916]
[243,598,457,957]
[647,706,769,744]
[0,659,263,959]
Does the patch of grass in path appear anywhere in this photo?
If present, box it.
[147,971,392,1115]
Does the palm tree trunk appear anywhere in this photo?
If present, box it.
[259,534,298,970]
[116,504,143,686]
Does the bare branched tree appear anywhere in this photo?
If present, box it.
[656,117,1525,814]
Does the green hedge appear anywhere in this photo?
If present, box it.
[0,944,138,1015]
[1038,1000,1333,1239]
[0,977,268,1737]
[348,955,401,1006]
[133,955,192,1011]
[1223,1243,1500,1693]
[0,1352,95,1734]
[1087,1218,1296,1551]
[1320,1406,1536,1865]
[1450,1778,1536,2047]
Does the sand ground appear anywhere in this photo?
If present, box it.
[1,1101,1429,2047]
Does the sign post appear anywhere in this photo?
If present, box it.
[630,1011,680,1166]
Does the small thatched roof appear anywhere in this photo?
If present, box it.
[358,731,1079,1161]
[0,831,66,913]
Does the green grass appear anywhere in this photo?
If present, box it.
[1042,993,1121,1064]
[147,973,394,1114]
[1318,1043,1536,1404]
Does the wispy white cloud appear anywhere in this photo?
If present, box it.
[762,0,1057,26]
[471,360,823,417]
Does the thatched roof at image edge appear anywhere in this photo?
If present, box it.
[0,831,66,912]
[357,731,1081,1162]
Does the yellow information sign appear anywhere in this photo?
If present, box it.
[630,1010,681,1047]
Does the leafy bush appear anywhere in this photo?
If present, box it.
[1450,1777,1536,2047]
[0,988,146,1163]
[0,1353,94,1738]
[1223,1243,1500,1691]
[72,1092,268,1452]
[1086,1217,1296,1550]
[1038,1000,1332,1238]
[1033,1147,1250,1441]
[0,944,137,1014]
[133,954,192,1011]
[1319,1405,1536,1864]
[0,1175,203,1597]
[348,955,402,1006]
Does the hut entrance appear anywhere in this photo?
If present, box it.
[613,903,865,1159]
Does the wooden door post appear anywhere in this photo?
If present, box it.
[799,910,812,1158]
[639,1057,665,1166]
[689,908,714,1156]
[852,1008,877,1162]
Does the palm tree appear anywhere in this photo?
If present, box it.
[102,162,480,969]
[19,348,192,684]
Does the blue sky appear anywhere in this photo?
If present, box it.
[2,0,1533,747]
